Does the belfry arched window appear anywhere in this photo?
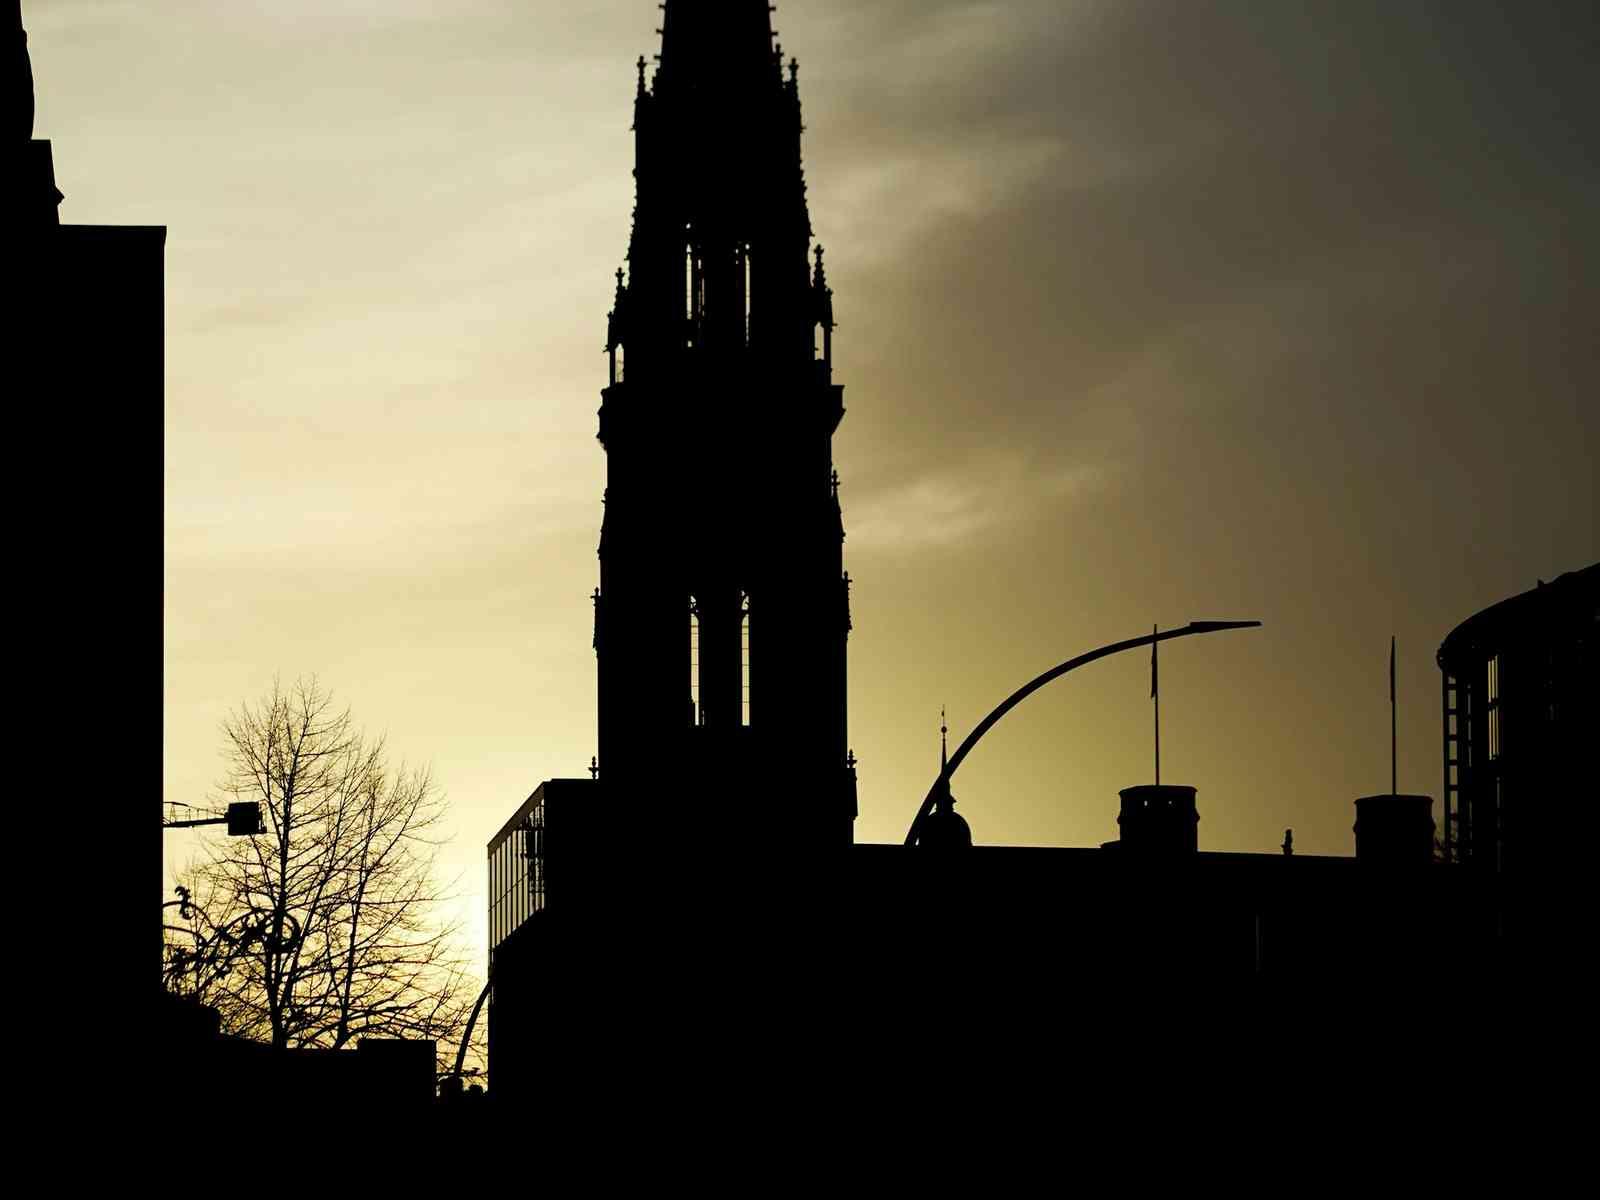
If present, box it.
[741,592,751,727]
[684,235,703,348]
[740,242,752,347]
[689,595,701,726]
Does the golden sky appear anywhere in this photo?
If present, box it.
[33,1,1595,960]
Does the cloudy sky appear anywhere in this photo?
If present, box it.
[30,0,1596,958]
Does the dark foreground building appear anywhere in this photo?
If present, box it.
[484,4,1516,1106]
[1438,563,1597,874]
[486,779,1508,1107]
[12,3,166,1105]
[164,993,439,1111]
[1437,562,1597,967]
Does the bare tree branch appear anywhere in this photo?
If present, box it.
[164,677,478,1071]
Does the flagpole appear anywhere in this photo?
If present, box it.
[1390,635,1397,795]
[1153,623,1160,786]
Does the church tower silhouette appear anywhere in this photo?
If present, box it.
[594,2,856,850]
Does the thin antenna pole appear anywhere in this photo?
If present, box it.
[940,706,948,777]
[1390,635,1397,795]
[1152,624,1160,786]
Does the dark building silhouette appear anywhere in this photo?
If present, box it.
[489,5,862,1102]
[483,5,1521,1104]
[13,1,166,1105]
[163,991,440,1111]
[489,2,866,1098]
[1111,784,1201,855]
[1437,562,1597,967]
[16,4,454,1110]
[1437,563,1597,874]
[485,778,599,1094]
[1353,793,1436,867]
[594,0,856,853]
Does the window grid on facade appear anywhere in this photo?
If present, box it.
[487,792,547,985]
[1486,654,1501,761]
[1485,654,1502,871]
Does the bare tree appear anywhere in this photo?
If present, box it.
[166,678,478,1062]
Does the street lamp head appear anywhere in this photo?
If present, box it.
[1184,620,1262,633]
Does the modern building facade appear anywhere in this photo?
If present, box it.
[485,778,600,1095]
[1437,563,1597,968]
[1437,562,1598,875]
[13,1,166,1104]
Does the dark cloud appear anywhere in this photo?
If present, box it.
[815,2,1598,484]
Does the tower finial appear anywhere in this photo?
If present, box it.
[940,706,948,775]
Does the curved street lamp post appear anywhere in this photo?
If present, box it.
[905,620,1262,844]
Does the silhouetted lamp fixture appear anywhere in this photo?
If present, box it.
[162,800,264,837]
[906,620,1262,845]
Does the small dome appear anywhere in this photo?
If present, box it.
[919,805,972,849]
